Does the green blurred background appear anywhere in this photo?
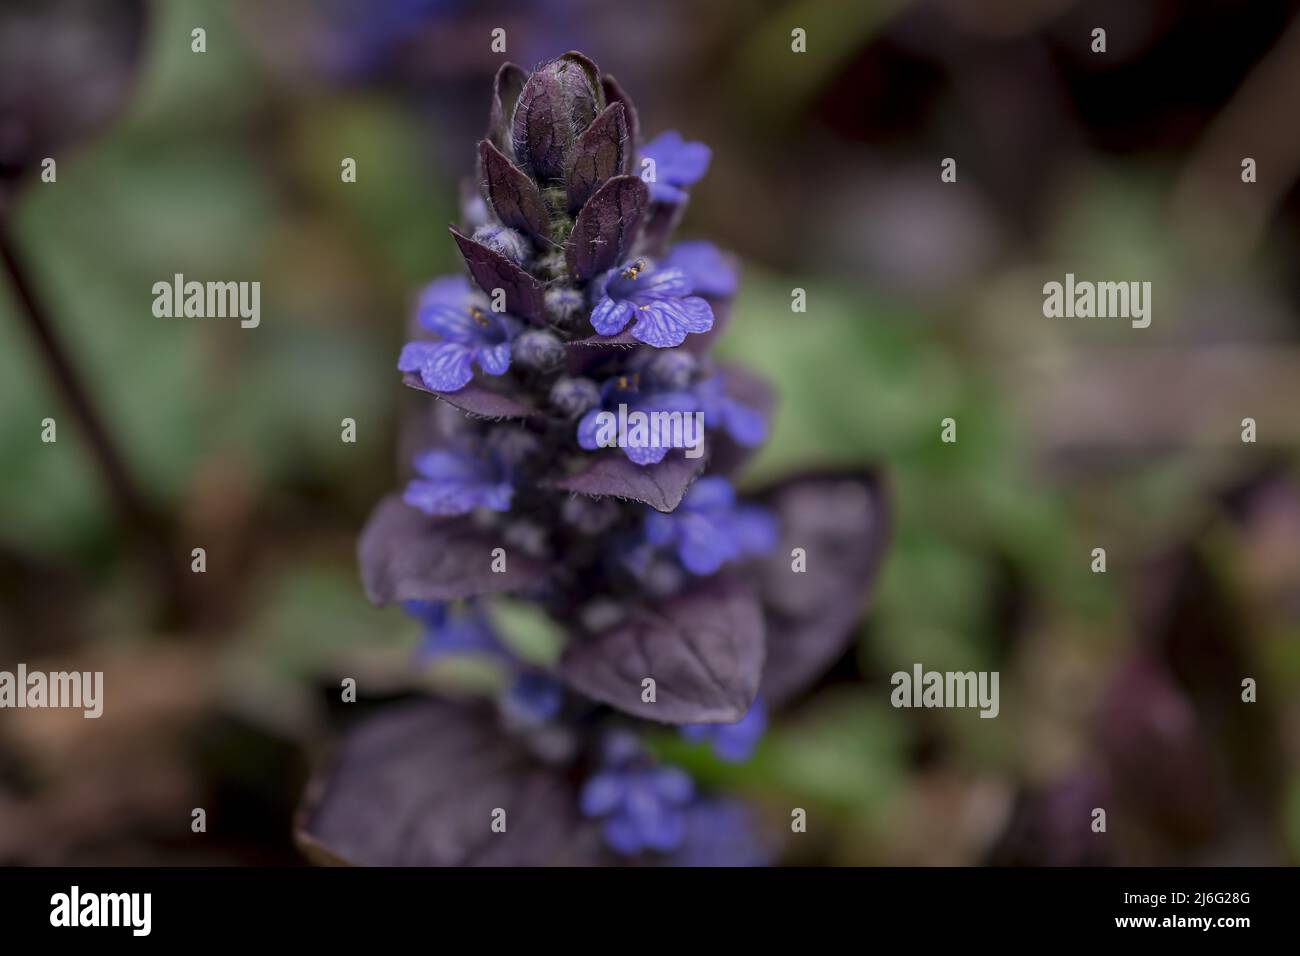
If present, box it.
[2,0,1299,864]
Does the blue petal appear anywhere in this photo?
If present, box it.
[631,268,693,301]
[402,477,485,516]
[644,512,676,548]
[663,241,738,298]
[651,766,695,804]
[603,812,645,856]
[683,476,736,511]
[475,340,511,376]
[580,773,627,817]
[732,506,779,557]
[397,340,438,373]
[590,296,636,336]
[722,396,767,447]
[577,408,612,450]
[629,297,713,348]
[418,342,476,392]
[623,441,669,466]
[675,512,737,575]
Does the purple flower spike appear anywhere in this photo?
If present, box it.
[589,258,713,348]
[643,477,778,575]
[580,763,695,856]
[639,131,711,204]
[695,374,768,447]
[662,241,738,298]
[681,696,767,762]
[397,275,517,392]
[402,448,513,516]
[402,601,504,662]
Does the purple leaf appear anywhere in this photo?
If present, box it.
[566,102,627,212]
[559,576,765,724]
[296,700,605,866]
[450,226,545,322]
[358,495,544,605]
[755,471,891,707]
[402,371,538,420]
[486,62,527,159]
[565,175,649,281]
[600,74,639,174]
[554,449,704,513]
[478,139,551,245]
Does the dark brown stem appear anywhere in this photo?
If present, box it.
[0,218,187,620]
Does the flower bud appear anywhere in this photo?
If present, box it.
[514,329,564,370]
[642,349,697,390]
[511,53,601,182]
[544,285,586,327]
[549,376,600,418]
[471,223,530,265]
[562,495,620,534]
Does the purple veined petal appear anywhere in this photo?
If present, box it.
[683,475,736,511]
[419,342,476,392]
[590,296,636,336]
[630,297,713,348]
[662,241,738,298]
[631,267,693,300]
[397,340,438,373]
[603,812,645,856]
[623,441,670,466]
[576,407,611,450]
[721,396,767,447]
[580,772,627,817]
[651,766,694,804]
[476,340,511,376]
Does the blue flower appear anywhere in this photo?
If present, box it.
[402,447,512,516]
[643,477,778,575]
[639,131,711,204]
[576,375,699,466]
[402,600,504,661]
[589,258,713,348]
[661,241,737,298]
[398,275,518,392]
[580,763,695,856]
[681,696,767,762]
[694,374,767,447]
[500,671,564,727]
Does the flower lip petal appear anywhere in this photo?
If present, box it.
[419,342,476,392]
